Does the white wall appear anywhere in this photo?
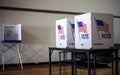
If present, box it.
[0,0,120,64]
[0,0,120,15]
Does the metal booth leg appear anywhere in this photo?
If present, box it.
[1,43,23,70]
[17,43,23,69]
[1,43,5,70]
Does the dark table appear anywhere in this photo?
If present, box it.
[49,47,119,75]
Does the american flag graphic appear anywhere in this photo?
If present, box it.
[96,19,109,33]
[71,23,74,33]
[77,21,87,33]
[58,25,64,34]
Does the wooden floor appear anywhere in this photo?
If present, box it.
[0,62,120,75]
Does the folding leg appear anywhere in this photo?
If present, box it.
[1,42,23,70]
[17,43,23,69]
[1,43,5,70]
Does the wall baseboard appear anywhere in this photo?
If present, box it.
[0,60,71,67]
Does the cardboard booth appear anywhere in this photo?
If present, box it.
[2,24,22,42]
[75,12,114,49]
[56,18,75,48]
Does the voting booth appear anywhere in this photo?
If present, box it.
[56,18,75,48]
[2,24,22,42]
[75,12,114,49]
[1,24,23,70]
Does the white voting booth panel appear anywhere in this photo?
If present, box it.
[56,18,75,48]
[75,12,114,49]
[1,24,23,70]
[2,24,21,42]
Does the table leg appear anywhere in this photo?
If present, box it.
[115,50,118,75]
[88,52,91,75]
[71,52,74,75]
[59,52,62,75]
[49,49,52,75]
[72,52,76,75]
